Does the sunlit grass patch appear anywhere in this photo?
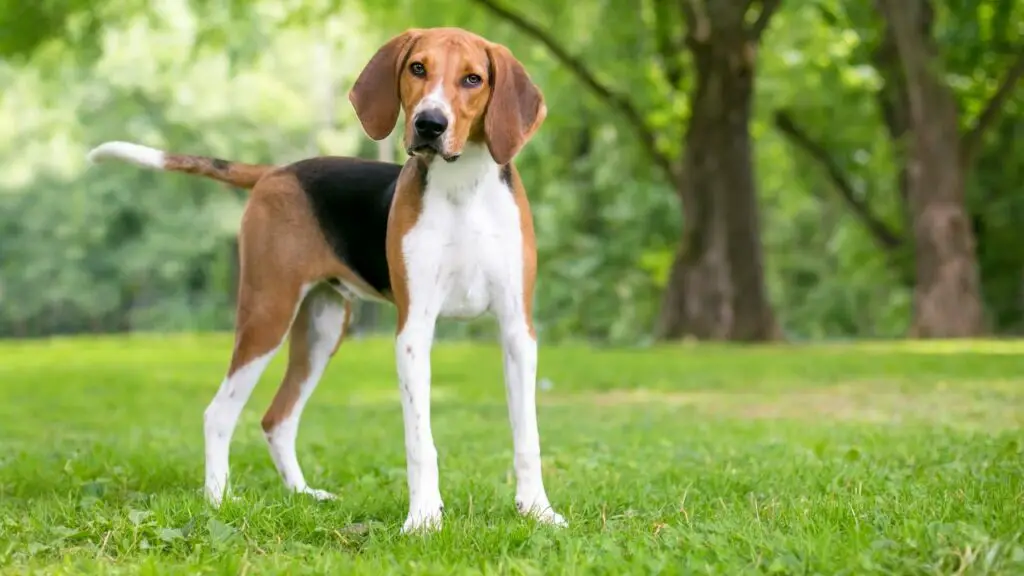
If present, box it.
[1,335,1022,574]
[559,380,1024,430]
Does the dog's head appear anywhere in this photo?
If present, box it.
[348,27,546,165]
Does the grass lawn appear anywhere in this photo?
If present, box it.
[1,334,1022,574]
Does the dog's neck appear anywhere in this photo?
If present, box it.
[422,142,500,202]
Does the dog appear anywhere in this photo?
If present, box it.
[86,27,565,533]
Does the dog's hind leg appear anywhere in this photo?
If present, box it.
[203,279,306,507]
[261,286,351,500]
[198,168,363,507]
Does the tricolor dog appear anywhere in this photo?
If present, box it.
[86,27,564,532]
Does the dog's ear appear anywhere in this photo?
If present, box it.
[348,30,421,140]
[483,43,546,165]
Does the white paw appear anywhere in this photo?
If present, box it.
[205,484,229,508]
[297,487,337,501]
[534,507,567,527]
[516,497,567,527]
[206,490,242,508]
[401,501,444,534]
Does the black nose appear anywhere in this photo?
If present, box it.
[414,110,448,140]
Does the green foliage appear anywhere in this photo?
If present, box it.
[1,0,1022,341]
[766,0,1024,336]
[2,335,1023,572]
[0,0,111,63]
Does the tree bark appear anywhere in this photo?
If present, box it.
[655,172,732,340]
[656,0,779,341]
[876,0,985,337]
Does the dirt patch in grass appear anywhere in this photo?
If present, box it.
[552,384,1024,430]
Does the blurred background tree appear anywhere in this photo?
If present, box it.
[1,0,1022,344]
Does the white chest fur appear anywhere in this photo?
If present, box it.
[401,145,525,322]
[391,145,563,534]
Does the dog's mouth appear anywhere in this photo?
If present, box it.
[407,142,460,163]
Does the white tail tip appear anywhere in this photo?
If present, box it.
[86,141,166,170]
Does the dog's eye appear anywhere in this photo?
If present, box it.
[462,73,483,88]
[409,62,426,77]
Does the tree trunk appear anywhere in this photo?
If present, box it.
[655,10,778,341]
[655,206,731,340]
[876,0,985,337]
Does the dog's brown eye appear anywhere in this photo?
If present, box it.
[462,73,482,88]
[409,62,426,77]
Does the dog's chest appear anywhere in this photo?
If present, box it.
[401,168,523,320]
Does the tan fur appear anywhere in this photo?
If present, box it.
[507,164,538,338]
[349,28,546,337]
[225,171,388,384]
[400,32,493,155]
[349,28,546,165]
[385,159,428,334]
[330,300,354,358]
[260,294,316,432]
[261,294,352,432]
[481,43,547,164]
[348,30,423,141]
[164,154,274,189]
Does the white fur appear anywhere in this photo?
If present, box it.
[412,84,456,155]
[86,141,166,170]
[332,278,391,304]
[264,288,348,501]
[395,143,564,532]
[204,347,279,506]
[203,284,310,506]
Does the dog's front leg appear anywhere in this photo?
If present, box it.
[499,314,566,527]
[395,313,443,533]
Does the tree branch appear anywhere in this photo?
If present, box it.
[773,109,903,251]
[748,0,781,40]
[472,0,677,180]
[960,50,1024,166]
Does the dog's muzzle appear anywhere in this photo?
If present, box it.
[408,109,459,163]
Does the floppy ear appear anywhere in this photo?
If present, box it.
[348,30,421,141]
[483,43,546,165]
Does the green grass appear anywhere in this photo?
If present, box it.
[1,334,1023,574]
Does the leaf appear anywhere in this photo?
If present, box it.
[49,525,78,539]
[128,509,152,526]
[157,528,183,542]
[206,518,237,546]
[180,516,198,538]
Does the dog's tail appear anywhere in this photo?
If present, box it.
[86,141,275,190]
